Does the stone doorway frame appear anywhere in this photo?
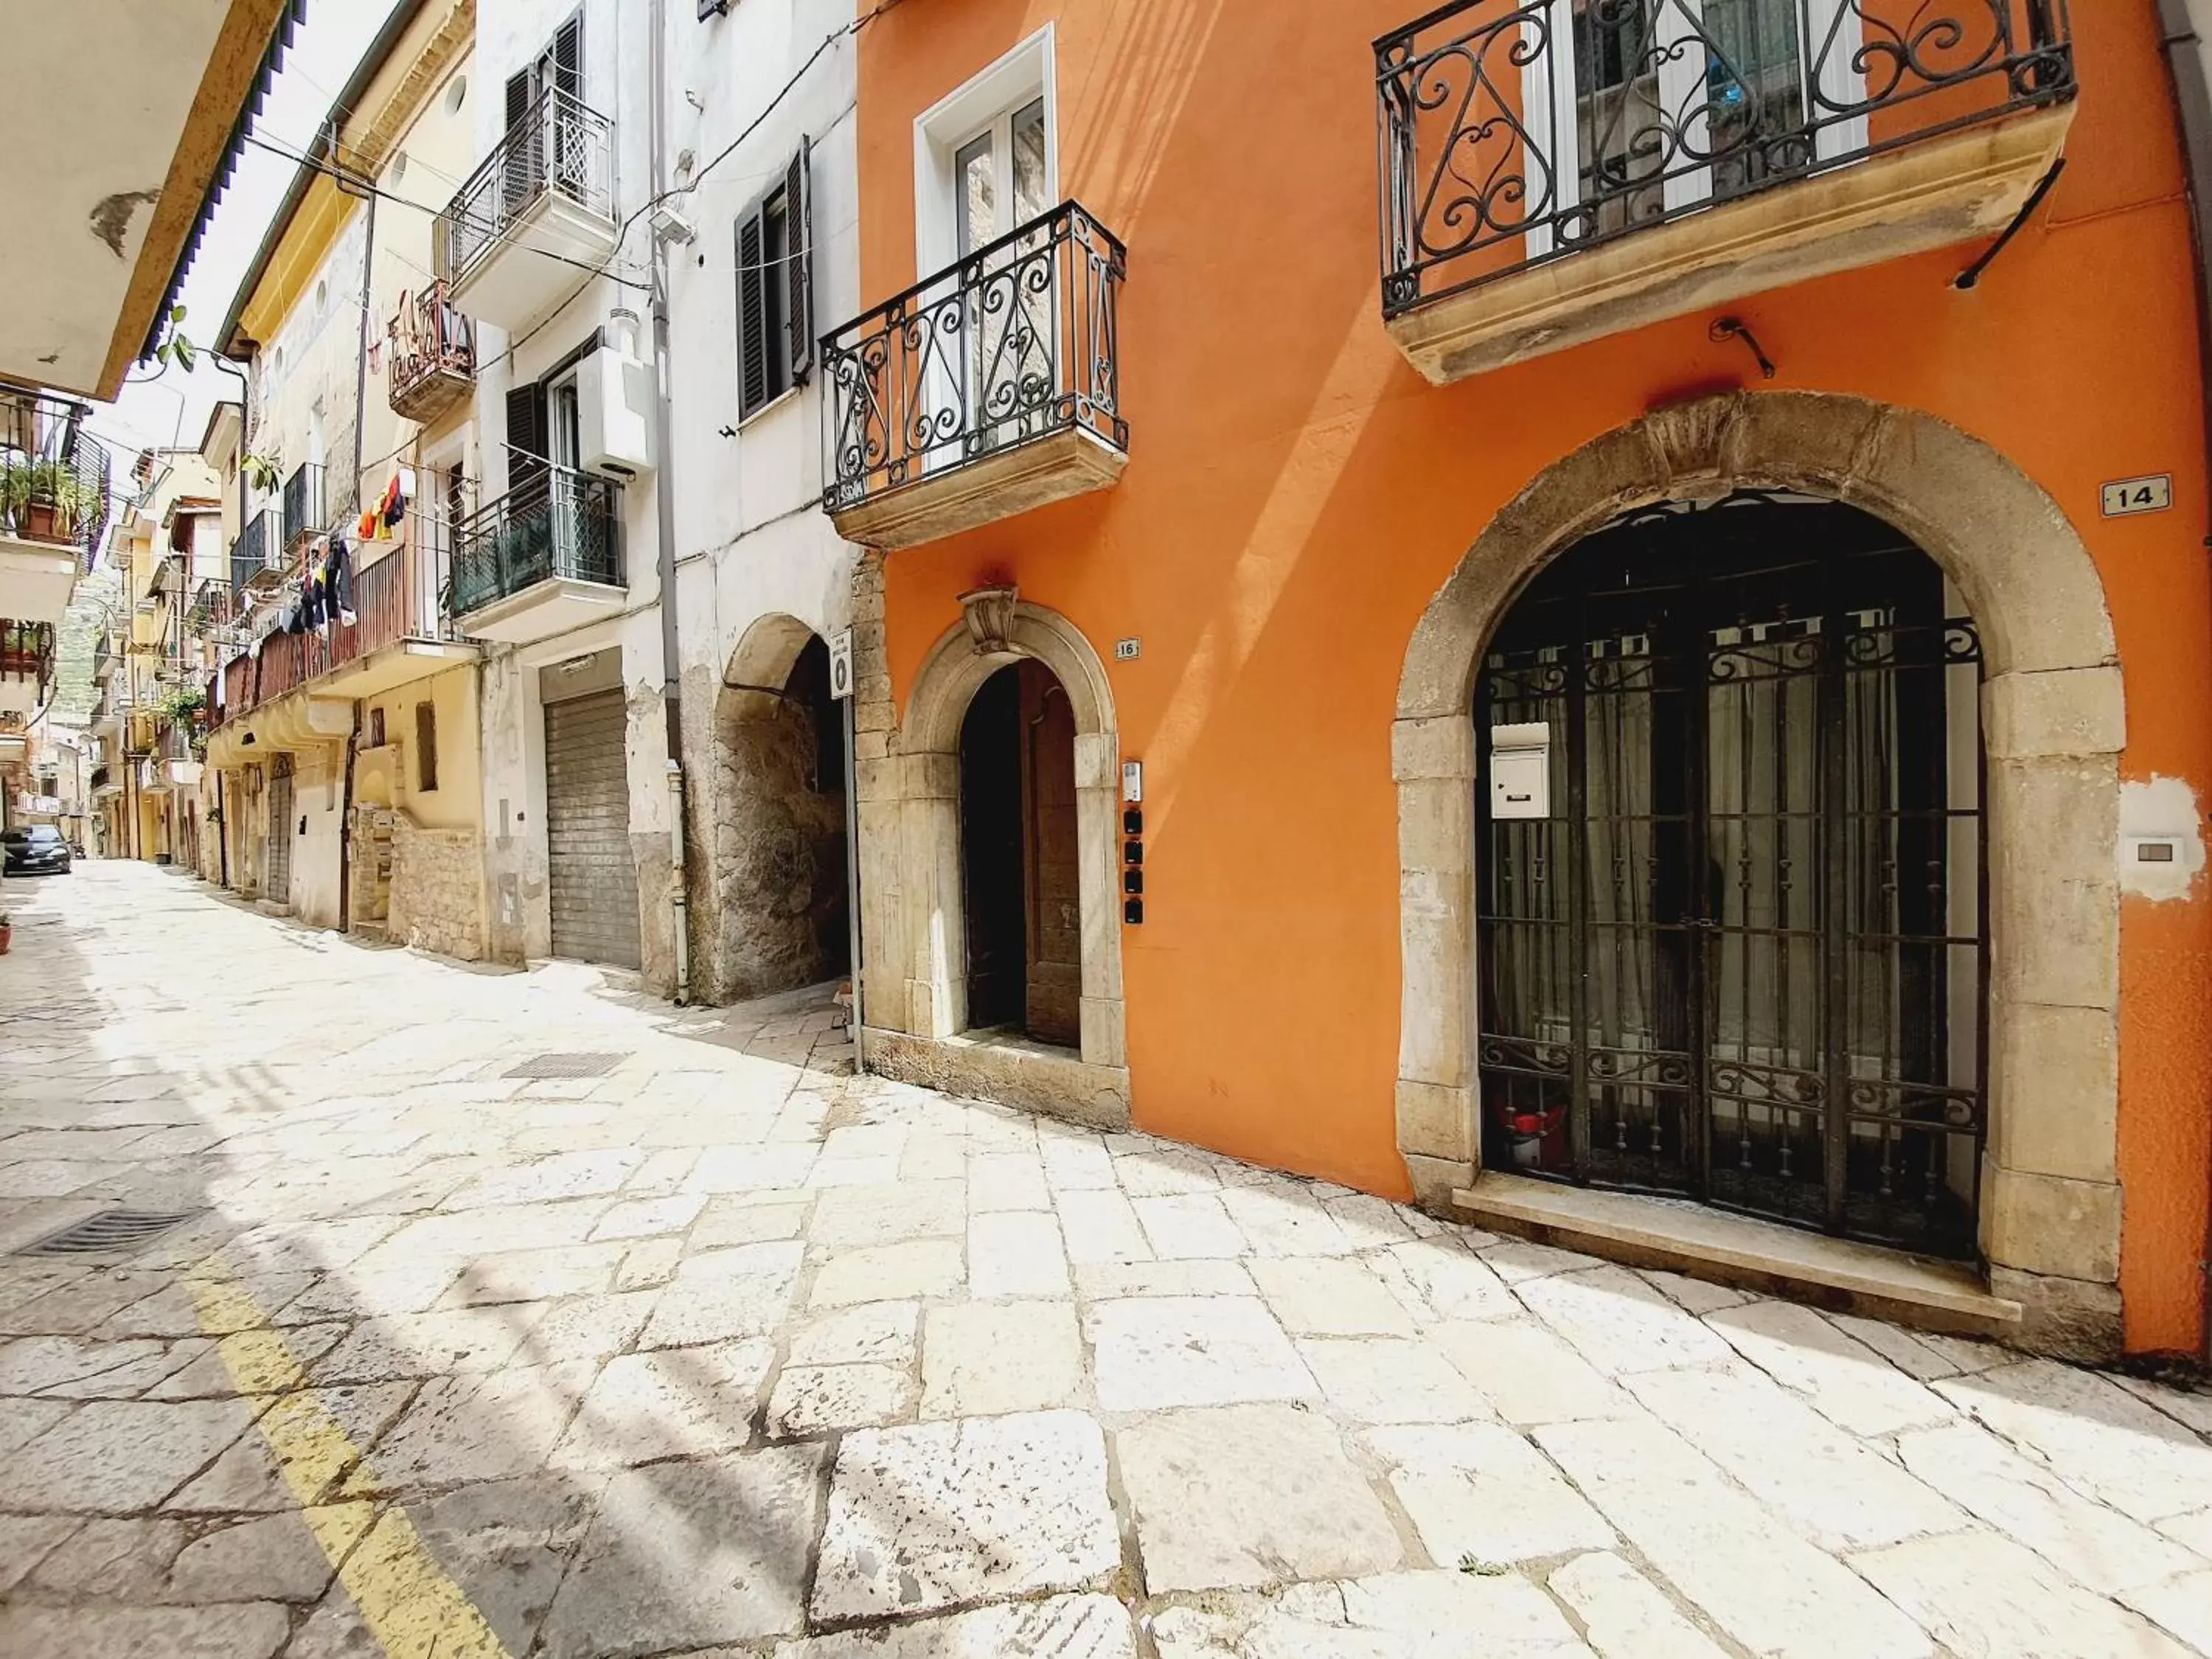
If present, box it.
[855,594,1131,1128]
[1394,392,2125,1343]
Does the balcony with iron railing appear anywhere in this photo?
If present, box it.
[0,386,111,625]
[1374,0,2077,382]
[440,88,617,335]
[233,505,287,591]
[449,457,624,644]
[187,576,240,641]
[821,201,1129,551]
[282,464,328,557]
[389,281,476,424]
[0,620,54,714]
[206,520,479,750]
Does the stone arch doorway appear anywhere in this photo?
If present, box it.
[710,613,850,1004]
[855,591,1130,1127]
[1396,392,2125,1352]
[1475,490,1986,1257]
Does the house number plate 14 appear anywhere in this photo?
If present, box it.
[2101,474,2172,518]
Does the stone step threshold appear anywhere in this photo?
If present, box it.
[1454,1172,2023,1340]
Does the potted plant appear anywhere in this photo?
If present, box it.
[3,460,97,544]
[0,911,12,956]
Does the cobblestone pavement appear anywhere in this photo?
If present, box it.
[3,863,2211,1658]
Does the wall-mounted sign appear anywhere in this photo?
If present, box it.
[1114,638,1141,661]
[828,630,854,700]
[2101,474,2172,518]
[1121,759,1144,804]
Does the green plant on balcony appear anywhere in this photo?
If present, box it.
[0,459,100,543]
[152,684,207,727]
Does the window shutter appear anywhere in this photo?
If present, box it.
[736,209,768,420]
[506,383,549,498]
[785,139,813,385]
[553,15,584,105]
[505,69,530,133]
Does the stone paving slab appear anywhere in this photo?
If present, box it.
[3,865,2212,1659]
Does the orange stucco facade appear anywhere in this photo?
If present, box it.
[855,2,2212,1357]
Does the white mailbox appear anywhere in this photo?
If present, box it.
[1489,723,1551,821]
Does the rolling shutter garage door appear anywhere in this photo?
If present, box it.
[544,689,642,969]
[265,759,293,906]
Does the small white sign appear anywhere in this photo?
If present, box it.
[2101,474,2172,518]
[827,630,854,700]
[1121,759,1143,804]
[1114,638,1141,661]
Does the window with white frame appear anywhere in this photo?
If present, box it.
[914,28,1057,278]
[911,32,1060,466]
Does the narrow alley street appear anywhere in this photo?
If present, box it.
[1,862,2209,1658]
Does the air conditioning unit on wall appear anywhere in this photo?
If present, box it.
[576,341,655,483]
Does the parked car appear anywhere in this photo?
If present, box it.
[1,826,72,875]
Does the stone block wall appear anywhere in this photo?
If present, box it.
[387,815,486,962]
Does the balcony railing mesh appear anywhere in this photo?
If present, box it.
[1,621,55,707]
[282,464,327,555]
[232,507,286,588]
[821,201,1128,515]
[389,281,476,420]
[451,459,622,618]
[441,88,615,288]
[1374,0,2076,316]
[0,386,112,567]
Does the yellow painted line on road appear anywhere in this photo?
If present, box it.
[188,1270,515,1659]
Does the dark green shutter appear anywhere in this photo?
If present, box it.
[737,209,768,420]
[785,139,812,384]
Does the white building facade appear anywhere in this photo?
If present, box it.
[458,0,861,1000]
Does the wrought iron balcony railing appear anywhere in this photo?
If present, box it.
[153,723,192,764]
[1,621,55,700]
[1374,0,2076,318]
[389,281,476,422]
[187,577,239,639]
[441,88,616,289]
[233,506,286,589]
[282,463,327,555]
[821,201,1128,515]
[0,386,112,566]
[451,458,622,618]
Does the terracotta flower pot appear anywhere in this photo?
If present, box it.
[0,925,13,956]
[16,502,60,543]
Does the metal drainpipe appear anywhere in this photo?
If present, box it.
[649,0,691,1005]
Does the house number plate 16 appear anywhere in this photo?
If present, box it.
[2101,474,2172,518]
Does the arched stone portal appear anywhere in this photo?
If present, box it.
[855,593,1130,1128]
[1395,392,2126,1353]
[709,613,850,1004]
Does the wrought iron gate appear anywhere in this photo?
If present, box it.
[1475,494,1986,1257]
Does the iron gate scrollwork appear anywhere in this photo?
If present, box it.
[1374,0,2076,316]
[1475,493,1987,1256]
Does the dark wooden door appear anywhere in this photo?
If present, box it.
[1020,662,1082,1047]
